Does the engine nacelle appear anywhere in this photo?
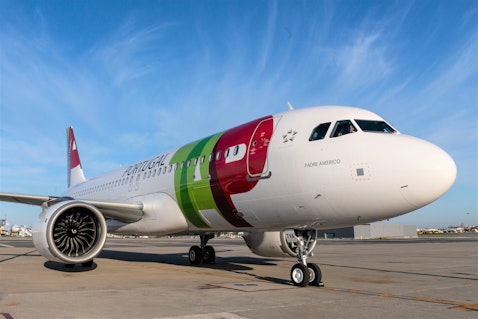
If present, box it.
[243,230,317,258]
[33,200,107,264]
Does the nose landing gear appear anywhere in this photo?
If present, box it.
[289,230,324,287]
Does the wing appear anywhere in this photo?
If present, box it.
[0,192,55,206]
[0,192,143,223]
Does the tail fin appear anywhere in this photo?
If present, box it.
[67,127,87,187]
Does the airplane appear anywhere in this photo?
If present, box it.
[0,105,456,287]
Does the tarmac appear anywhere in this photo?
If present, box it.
[0,235,477,319]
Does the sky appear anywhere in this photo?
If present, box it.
[0,0,476,229]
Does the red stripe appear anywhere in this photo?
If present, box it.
[209,116,273,227]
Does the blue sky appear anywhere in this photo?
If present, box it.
[0,0,476,228]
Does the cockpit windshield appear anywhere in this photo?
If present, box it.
[330,120,357,138]
[309,122,331,141]
[309,119,396,142]
[355,120,396,133]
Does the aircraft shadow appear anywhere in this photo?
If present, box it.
[98,249,290,285]
[39,249,290,285]
[44,261,98,272]
[99,248,278,268]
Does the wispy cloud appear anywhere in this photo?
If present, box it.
[329,32,392,101]
[88,21,177,86]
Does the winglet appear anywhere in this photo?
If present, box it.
[67,127,87,187]
[287,102,294,111]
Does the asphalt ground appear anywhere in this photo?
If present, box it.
[0,234,477,319]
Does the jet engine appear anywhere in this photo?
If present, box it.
[243,229,317,258]
[33,200,107,265]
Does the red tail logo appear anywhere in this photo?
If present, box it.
[67,127,86,187]
[68,127,81,170]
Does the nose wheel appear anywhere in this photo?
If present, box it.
[291,263,309,287]
[306,262,323,286]
[291,262,323,287]
[188,233,216,265]
[289,229,324,287]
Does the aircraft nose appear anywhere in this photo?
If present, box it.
[400,137,456,209]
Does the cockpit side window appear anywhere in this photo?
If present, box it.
[309,122,331,141]
[355,120,396,133]
[331,120,357,137]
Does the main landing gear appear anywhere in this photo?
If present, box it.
[289,230,324,287]
[188,233,216,265]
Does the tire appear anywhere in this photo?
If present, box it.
[189,246,202,265]
[291,263,310,287]
[307,263,322,286]
[203,246,216,264]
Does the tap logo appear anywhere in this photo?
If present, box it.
[282,129,297,143]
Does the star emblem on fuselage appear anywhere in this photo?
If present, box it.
[282,129,297,143]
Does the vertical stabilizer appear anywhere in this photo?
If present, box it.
[67,127,87,187]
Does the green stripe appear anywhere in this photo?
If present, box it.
[171,133,223,228]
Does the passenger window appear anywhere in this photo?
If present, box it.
[309,123,331,141]
[331,120,357,137]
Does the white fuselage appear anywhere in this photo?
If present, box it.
[64,106,456,234]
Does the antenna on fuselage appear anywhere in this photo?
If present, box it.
[287,102,294,111]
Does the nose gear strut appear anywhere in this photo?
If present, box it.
[289,229,323,287]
